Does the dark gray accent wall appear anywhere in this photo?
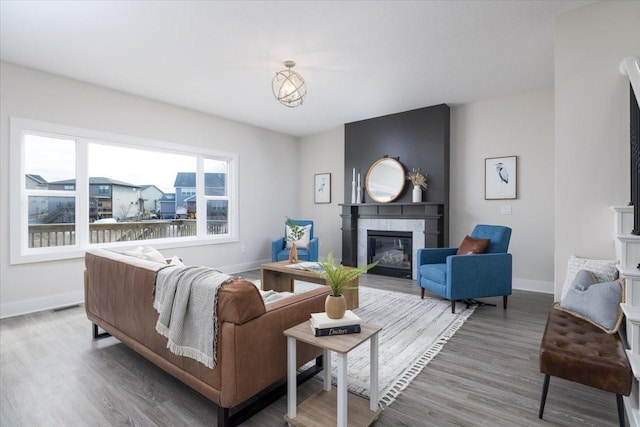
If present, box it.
[344,104,450,205]
[340,104,451,267]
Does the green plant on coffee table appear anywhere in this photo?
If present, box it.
[308,252,378,297]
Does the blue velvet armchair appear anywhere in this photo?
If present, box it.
[416,224,512,313]
[271,219,319,262]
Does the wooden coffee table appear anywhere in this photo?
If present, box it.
[260,261,359,309]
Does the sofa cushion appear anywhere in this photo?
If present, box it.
[419,263,447,284]
[124,246,167,263]
[456,235,490,255]
[217,279,266,324]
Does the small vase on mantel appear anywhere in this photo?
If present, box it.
[412,185,422,203]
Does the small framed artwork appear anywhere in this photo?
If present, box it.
[485,156,517,200]
[314,173,331,204]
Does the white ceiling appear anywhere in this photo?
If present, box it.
[0,1,596,137]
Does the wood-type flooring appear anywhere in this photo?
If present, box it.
[0,270,624,426]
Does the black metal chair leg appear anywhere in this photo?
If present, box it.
[92,323,110,339]
[617,394,626,427]
[539,374,550,419]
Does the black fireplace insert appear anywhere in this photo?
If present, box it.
[367,230,412,279]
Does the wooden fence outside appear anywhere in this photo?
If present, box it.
[28,220,228,248]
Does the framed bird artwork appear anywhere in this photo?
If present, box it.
[314,173,331,203]
[485,156,517,200]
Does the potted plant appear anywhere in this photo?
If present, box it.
[406,168,427,202]
[285,218,305,263]
[307,252,377,319]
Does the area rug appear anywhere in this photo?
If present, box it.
[256,280,476,407]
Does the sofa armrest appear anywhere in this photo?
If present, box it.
[446,253,512,300]
[217,279,266,324]
[217,285,329,407]
[418,247,458,265]
[308,237,319,261]
[271,237,285,262]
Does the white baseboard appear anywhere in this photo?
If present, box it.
[624,395,640,427]
[0,266,553,319]
[513,277,554,294]
[0,259,271,320]
[0,290,84,319]
[223,258,271,275]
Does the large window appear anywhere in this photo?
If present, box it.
[10,117,238,264]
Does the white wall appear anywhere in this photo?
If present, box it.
[554,1,640,298]
[450,90,555,293]
[0,61,299,318]
[298,127,345,259]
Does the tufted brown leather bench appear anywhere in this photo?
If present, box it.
[539,307,632,427]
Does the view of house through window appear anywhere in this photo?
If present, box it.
[204,158,228,235]
[19,125,235,257]
[25,134,77,248]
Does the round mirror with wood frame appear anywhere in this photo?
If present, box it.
[365,157,405,203]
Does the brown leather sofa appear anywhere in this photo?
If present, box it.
[84,249,329,426]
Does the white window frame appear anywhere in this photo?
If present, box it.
[10,117,239,265]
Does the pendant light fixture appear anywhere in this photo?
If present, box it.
[272,60,307,108]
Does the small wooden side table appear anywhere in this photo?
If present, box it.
[283,320,383,427]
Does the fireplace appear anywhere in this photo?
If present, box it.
[342,203,445,280]
[367,230,412,279]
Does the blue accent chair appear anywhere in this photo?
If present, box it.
[416,224,512,313]
[271,220,319,262]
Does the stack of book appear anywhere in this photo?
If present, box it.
[309,310,362,337]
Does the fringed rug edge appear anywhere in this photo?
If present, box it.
[378,304,477,407]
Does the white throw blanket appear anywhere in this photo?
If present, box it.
[154,266,233,369]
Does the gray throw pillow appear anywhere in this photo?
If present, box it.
[570,269,597,291]
[560,255,619,301]
[559,273,624,333]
